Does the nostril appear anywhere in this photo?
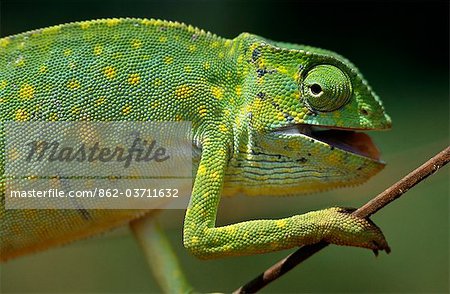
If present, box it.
[360,108,370,116]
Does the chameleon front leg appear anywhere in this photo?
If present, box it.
[183,136,390,259]
[130,215,194,294]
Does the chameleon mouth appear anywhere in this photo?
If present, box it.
[277,124,382,162]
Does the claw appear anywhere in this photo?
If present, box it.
[385,246,391,254]
[372,238,391,255]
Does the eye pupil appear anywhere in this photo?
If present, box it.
[310,84,322,95]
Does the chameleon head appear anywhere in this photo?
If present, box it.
[226,35,392,196]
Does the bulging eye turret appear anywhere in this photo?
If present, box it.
[301,65,352,112]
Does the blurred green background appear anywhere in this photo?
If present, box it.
[1,0,448,293]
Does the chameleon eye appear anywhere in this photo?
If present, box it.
[301,65,352,112]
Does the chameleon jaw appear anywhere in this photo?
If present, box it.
[274,124,382,163]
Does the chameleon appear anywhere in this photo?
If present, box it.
[0,18,391,291]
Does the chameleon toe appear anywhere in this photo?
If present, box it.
[315,207,390,254]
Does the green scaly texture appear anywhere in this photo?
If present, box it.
[0,18,391,261]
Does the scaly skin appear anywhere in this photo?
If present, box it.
[0,18,391,261]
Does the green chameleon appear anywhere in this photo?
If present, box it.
[0,18,391,292]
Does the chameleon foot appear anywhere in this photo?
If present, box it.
[313,207,390,254]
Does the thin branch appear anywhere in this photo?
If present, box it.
[234,145,450,293]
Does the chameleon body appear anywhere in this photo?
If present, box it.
[0,18,391,264]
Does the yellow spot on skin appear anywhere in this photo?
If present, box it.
[131,39,142,49]
[203,62,211,70]
[326,153,340,166]
[235,85,242,97]
[0,80,7,90]
[159,36,168,43]
[218,52,225,59]
[80,22,90,30]
[128,74,141,85]
[141,19,153,26]
[188,44,196,52]
[258,57,266,68]
[39,65,48,73]
[49,113,59,121]
[197,164,207,175]
[210,41,220,48]
[19,84,35,99]
[63,49,72,56]
[257,77,264,85]
[71,106,80,115]
[226,226,237,235]
[219,124,227,133]
[15,109,29,121]
[122,105,132,115]
[0,38,11,48]
[198,105,207,117]
[9,148,20,161]
[184,65,192,73]
[275,219,287,228]
[211,171,219,180]
[106,19,121,26]
[229,46,236,56]
[175,85,194,99]
[42,26,61,35]
[277,65,287,74]
[93,44,103,55]
[96,96,106,105]
[191,236,199,245]
[67,80,81,90]
[217,148,227,157]
[175,114,183,121]
[103,66,116,79]
[252,98,264,111]
[150,101,160,109]
[164,56,174,64]
[277,112,285,121]
[237,55,244,65]
[211,86,224,100]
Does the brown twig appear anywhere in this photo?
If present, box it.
[234,145,450,293]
